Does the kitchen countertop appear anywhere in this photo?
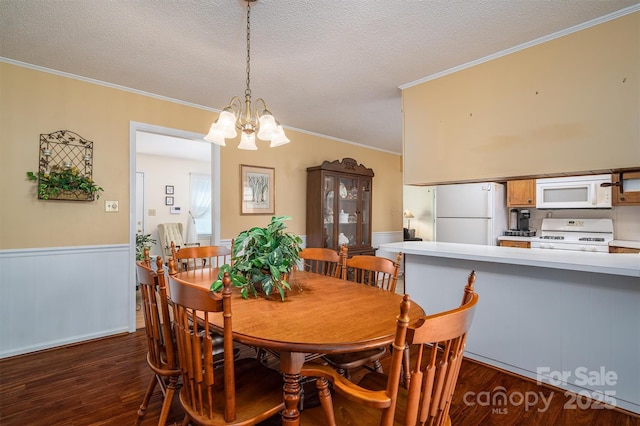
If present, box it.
[379,241,640,277]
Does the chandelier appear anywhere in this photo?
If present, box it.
[204,0,289,150]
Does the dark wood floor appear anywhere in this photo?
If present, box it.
[1,331,638,425]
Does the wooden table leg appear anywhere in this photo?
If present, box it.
[279,351,306,426]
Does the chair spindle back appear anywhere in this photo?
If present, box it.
[171,241,232,272]
[299,246,347,278]
[345,252,402,293]
[403,271,478,426]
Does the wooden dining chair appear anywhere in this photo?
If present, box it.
[168,272,285,425]
[299,245,347,278]
[300,293,410,425]
[300,271,479,426]
[135,256,181,426]
[142,247,152,266]
[171,241,232,272]
[136,247,152,292]
[342,252,402,292]
[323,252,403,379]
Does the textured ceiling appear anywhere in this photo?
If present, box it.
[1,0,638,154]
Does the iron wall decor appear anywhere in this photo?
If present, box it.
[26,130,103,201]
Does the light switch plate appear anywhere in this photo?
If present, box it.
[105,200,119,212]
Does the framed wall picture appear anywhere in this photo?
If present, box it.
[165,185,174,195]
[165,196,174,206]
[240,164,275,215]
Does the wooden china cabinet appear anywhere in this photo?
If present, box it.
[306,158,375,256]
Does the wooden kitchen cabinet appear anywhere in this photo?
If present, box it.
[506,179,536,207]
[306,158,375,256]
[499,240,531,249]
[612,171,640,206]
[609,246,640,254]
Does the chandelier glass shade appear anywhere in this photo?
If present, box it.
[204,1,289,150]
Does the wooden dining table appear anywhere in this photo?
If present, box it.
[174,267,425,426]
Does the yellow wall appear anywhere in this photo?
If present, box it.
[0,62,402,249]
[403,12,640,185]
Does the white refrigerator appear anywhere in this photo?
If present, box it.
[434,182,507,245]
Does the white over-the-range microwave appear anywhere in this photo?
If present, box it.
[536,174,612,209]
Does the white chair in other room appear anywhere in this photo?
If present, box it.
[157,222,199,260]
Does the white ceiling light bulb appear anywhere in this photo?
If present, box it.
[217,110,238,138]
[269,124,290,147]
[238,131,258,150]
[257,111,277,140]
[203,123,226,146]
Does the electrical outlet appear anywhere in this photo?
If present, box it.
[105,200,119,212]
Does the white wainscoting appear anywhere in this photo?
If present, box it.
[0,232,400,359]
[374,231,405,272]
[0,244,131,359]
[372,231,404,249]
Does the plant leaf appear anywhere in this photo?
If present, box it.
[277,285,286,301]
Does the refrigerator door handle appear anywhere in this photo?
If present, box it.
[485,185,493,218]
[486,218,492,245]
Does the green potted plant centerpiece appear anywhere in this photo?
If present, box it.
[212,215,302,301]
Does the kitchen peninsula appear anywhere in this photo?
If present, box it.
[379,241,640,414]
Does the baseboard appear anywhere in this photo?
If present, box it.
[0,327,129,359]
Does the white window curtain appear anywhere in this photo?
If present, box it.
[186,173,211,244]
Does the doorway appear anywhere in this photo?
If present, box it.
[129,122,221,331]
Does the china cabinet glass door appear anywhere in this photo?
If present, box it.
[337,176,359,248]
[359,178,371,247]
[323,175,336,249]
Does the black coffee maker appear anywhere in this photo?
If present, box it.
[509,209,532,234]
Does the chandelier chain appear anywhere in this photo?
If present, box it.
[245,2,251,99]
[204,0,289,149]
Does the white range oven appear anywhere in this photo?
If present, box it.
[529,218,613,253]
